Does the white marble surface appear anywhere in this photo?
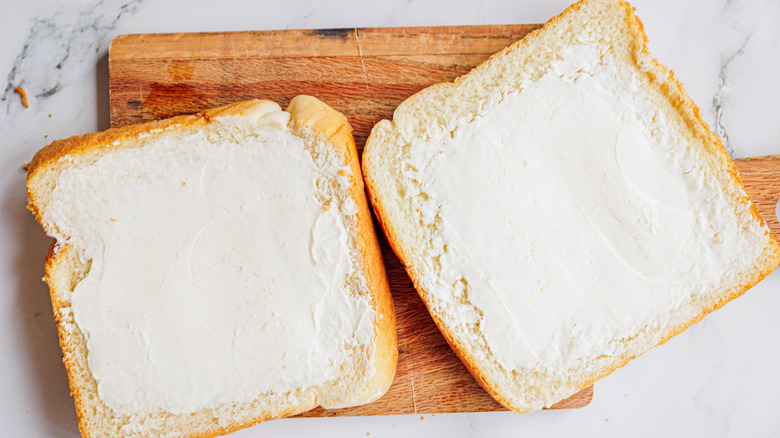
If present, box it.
[2,0,779,436]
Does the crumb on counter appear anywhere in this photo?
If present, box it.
[15,86,29,108]
[48,113,52,118]
[22,163,29,171]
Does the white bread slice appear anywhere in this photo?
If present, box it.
[362,0,780,412]
[27,96,397,437]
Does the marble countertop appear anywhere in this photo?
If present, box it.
[2,0,778,437]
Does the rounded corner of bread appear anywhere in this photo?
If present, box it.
[286,95,353,146]
[323,362,396,410]
[287,94,328,112]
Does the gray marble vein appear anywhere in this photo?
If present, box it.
[708,0,760,157]
[2,0,142,111]
[713,35,749,156]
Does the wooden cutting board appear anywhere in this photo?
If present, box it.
[108,25,780,416]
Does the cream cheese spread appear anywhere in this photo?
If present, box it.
[46,104,375,414]
[403,46,767,380]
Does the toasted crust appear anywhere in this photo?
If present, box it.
[287,95,398,406]
[362,0,780,412]
[27,97,396,437]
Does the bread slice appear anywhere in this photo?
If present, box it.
[362,0,780,413]
[27,96,397,437]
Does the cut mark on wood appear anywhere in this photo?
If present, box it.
[410,375,419,413]
[354,28,370,95]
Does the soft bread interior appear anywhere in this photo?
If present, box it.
[363,0,780,412]
[28,97,396,438]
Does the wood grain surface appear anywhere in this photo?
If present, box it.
[109,25,541,148]
[734,155,780,244]
[108,26,780,417]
